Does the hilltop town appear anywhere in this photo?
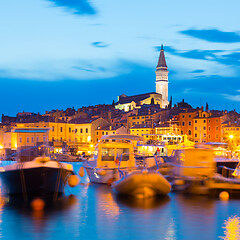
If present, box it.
[0,46,239,158]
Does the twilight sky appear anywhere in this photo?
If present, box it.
[0,0,240,116]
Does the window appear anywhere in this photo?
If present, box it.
[182,122,185,126]
[36,137,39,143]
[195,134,197,137]
[80,128,83,133]
[52,126,54,131]
[137,117,139,119]
[96,131,99,135]
[69,127,71,133]
[181,131,183,135]
[203,133,206,137]
[182,115,185,118]
[195,127,197,130]
[203,120,206,123]
[60,137,62,142]
[203,114,206,118]
[43,136,45,142]
[216,134,218,139]
[189,115,191,118]
[32,137,34,143]
[195,120,197,123]
[52,137,54,141]
[20,137,22,143]
[142,117,144,119]
[96,138,98,142]
[216,127,218,130]
[106,132,108,135]
[86,128,88,133]
[188,130,191,135]
[203,127,206,130]
[60,127,63,132]
[216,120,218,123]
[101,148,115,161]
[208,127,211,131]
[208,135,211,139]
[188,121,191,126]
[27,137,29,143]
[133,117,136,119]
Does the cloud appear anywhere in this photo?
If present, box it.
[222,94,240,102]
[91,42,109,48]
[180,29,240,43]
[155,45,240,68]
[47,0,96,15]
[191,69,205,73]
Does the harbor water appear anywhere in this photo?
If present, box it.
[0,162,240,240]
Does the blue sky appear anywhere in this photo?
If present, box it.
[0,0,240,116]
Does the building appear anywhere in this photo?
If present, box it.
[95,125,127,143]
[115,45,169,111]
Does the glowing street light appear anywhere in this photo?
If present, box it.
[229,135,234,139]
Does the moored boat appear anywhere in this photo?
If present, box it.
[111,169,171,198]
[83,135,142,184]
[0,145,77,200]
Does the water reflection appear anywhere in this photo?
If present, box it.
[115,195,170,210]
[221,216,240,240]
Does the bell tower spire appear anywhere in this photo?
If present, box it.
[155,44,169,108]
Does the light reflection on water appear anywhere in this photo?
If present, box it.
[0,162,239,239]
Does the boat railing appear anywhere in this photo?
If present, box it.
[117,153,163,178]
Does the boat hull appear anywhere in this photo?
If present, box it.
[112,171,171,198]
[1,166,72,197]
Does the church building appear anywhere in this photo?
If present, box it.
[115,45,169,112]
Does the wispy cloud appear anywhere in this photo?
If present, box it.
[180,29,240,43]
[156,45,240,68]
[47,0,96,15]
[91,42,109,48]
[222,94,240,102]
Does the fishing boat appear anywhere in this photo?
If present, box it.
[82,135,143,184]
[111,169,171,198]
[0,144,77,200]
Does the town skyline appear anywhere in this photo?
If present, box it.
[1,0,240,116]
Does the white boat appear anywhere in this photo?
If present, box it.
[83,135,142,184]
[112,169,171,198]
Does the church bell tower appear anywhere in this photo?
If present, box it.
[155,44,169,108]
